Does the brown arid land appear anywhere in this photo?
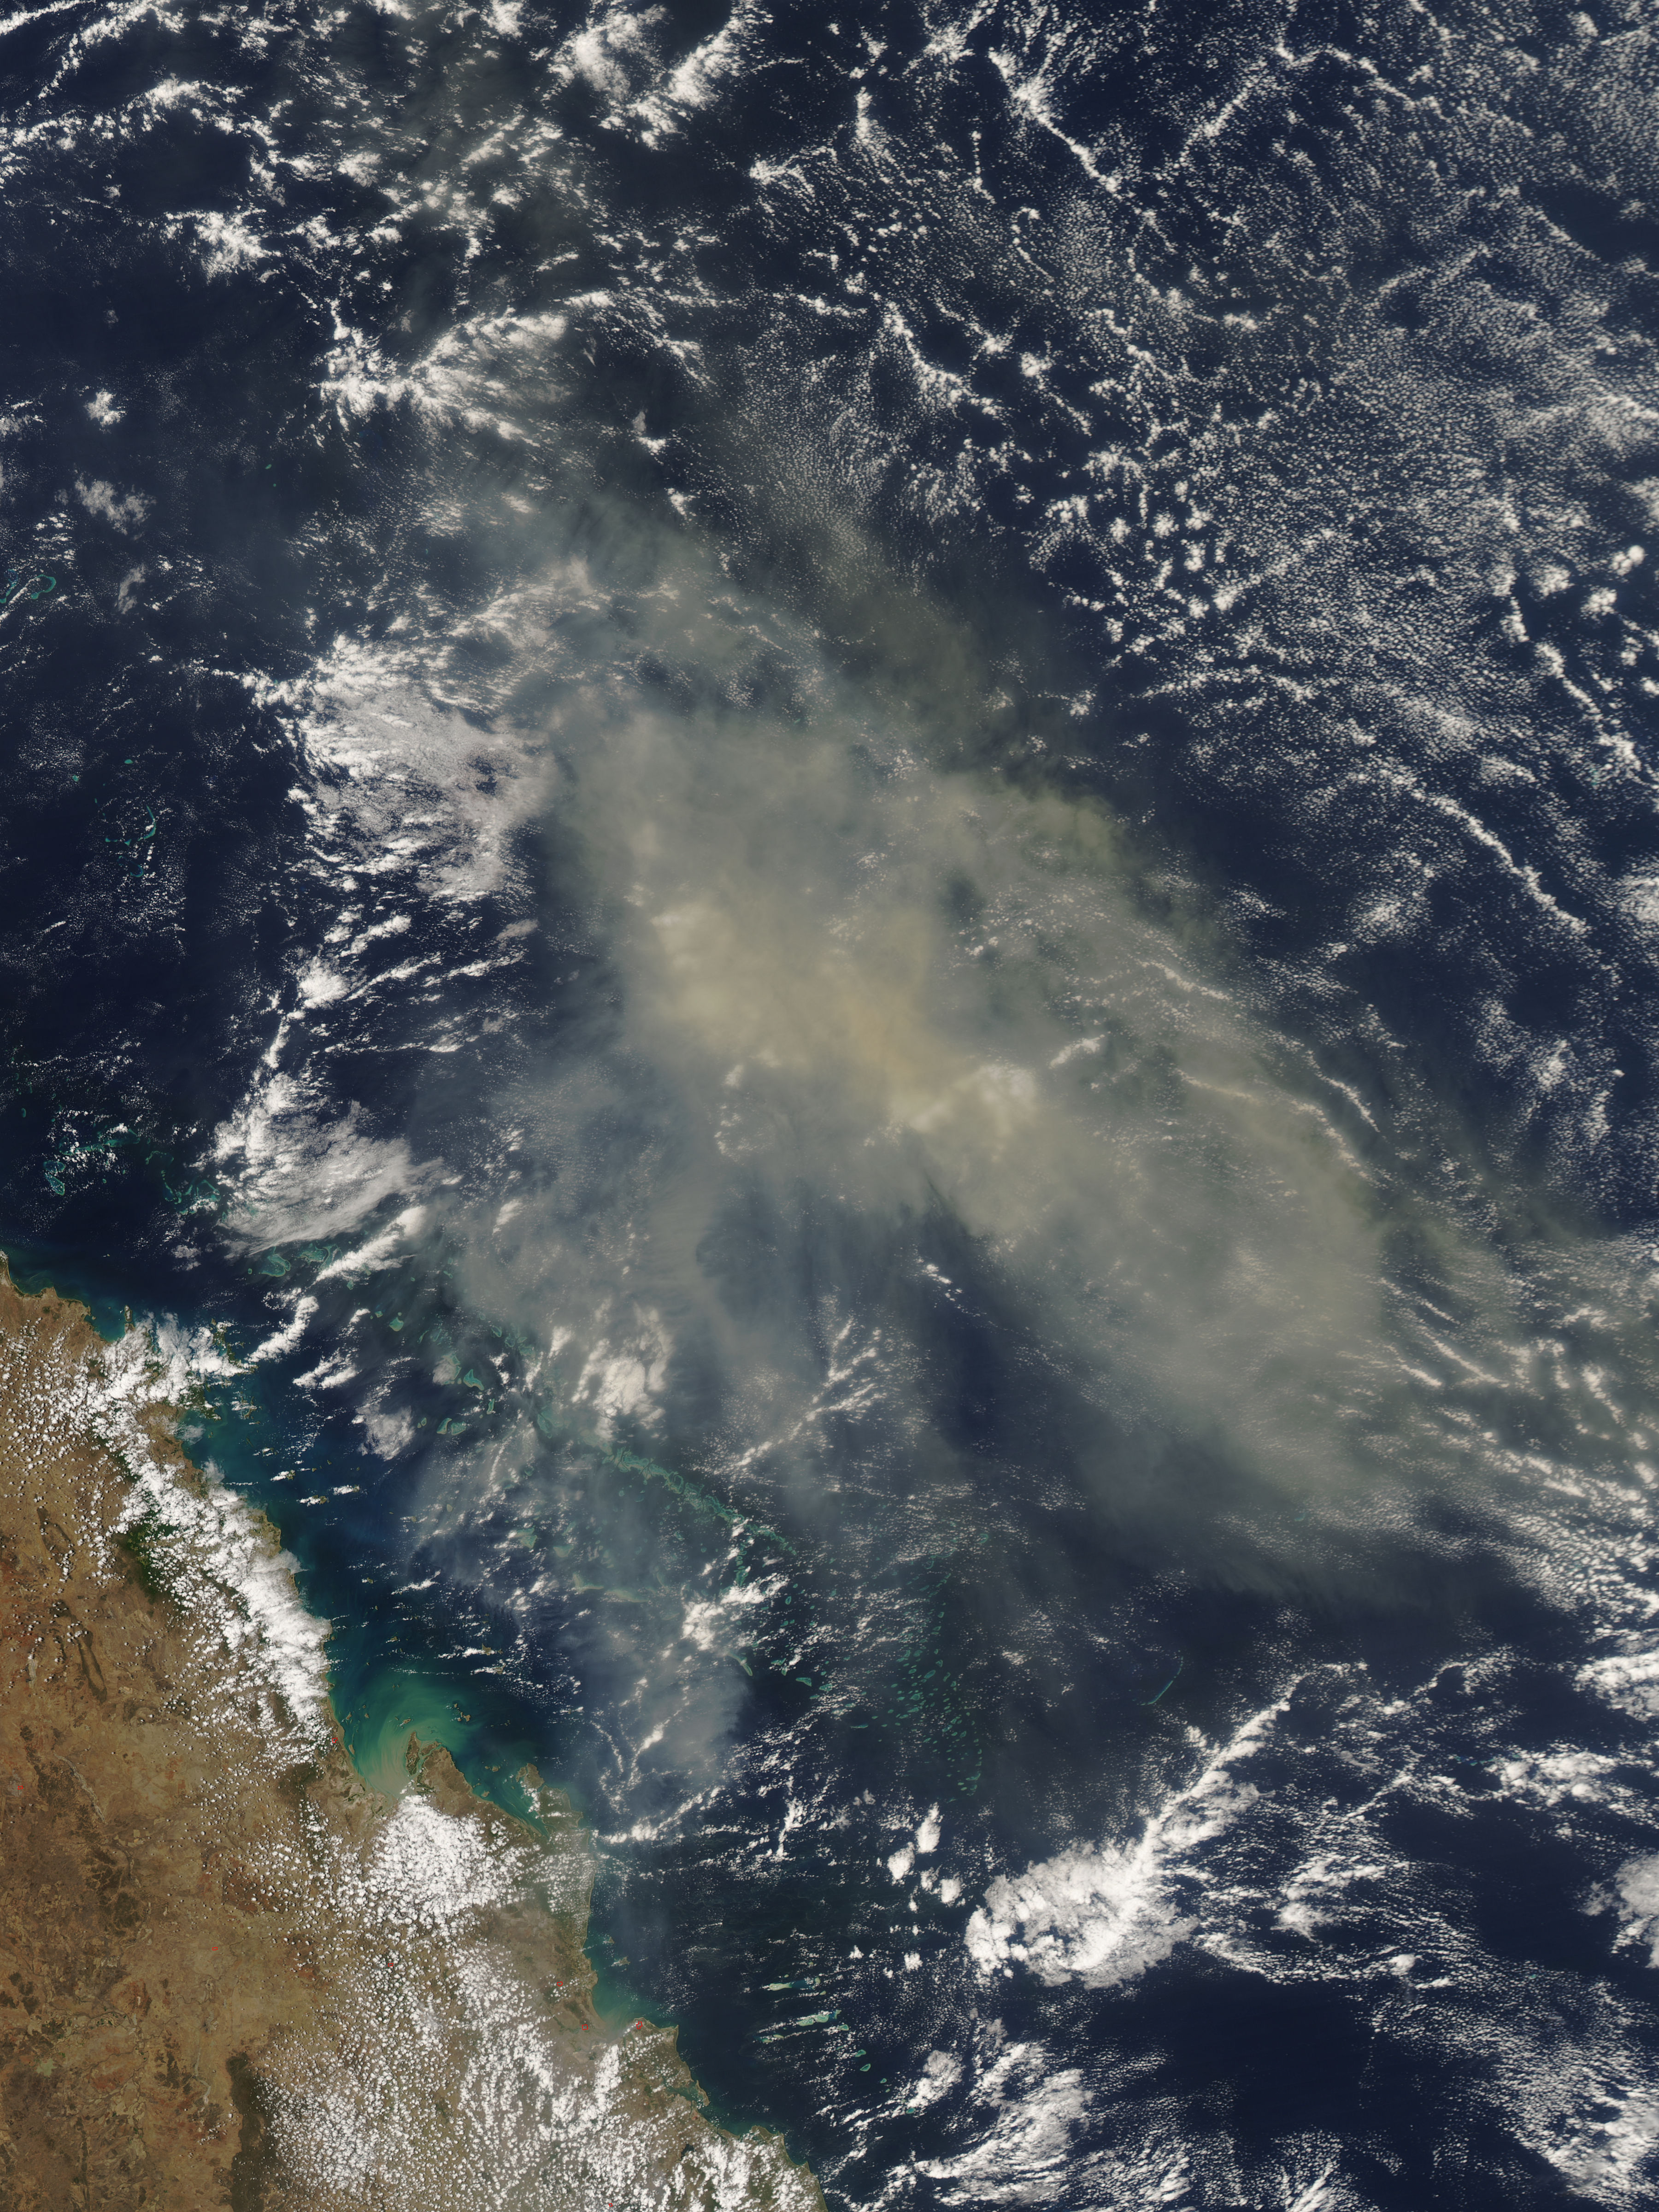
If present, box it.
[0,1259,825,2212]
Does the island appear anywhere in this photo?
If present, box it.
[0,1260,825,2211]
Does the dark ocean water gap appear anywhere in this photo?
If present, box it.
[8,0,1659,2204]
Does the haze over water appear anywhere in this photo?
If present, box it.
[7,0,1659,2204]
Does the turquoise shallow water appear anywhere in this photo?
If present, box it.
[0,1237,580,1859]
[9,0,1659,2202]
[5,1239,136,1345]
[176,1343,581,1824]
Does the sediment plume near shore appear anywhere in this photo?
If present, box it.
[0,1260,824,2211]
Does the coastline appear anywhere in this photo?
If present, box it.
[0,1259,826,2210]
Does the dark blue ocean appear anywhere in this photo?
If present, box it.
[7,1,1659,2204]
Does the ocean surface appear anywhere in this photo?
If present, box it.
[6,0,1659,2203]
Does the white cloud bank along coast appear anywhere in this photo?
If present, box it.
[181,359,1659,2208]
[0,1291,819,2212]
[18,0,1659,2199]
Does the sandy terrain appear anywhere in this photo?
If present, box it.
[0,1264,823,2211]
